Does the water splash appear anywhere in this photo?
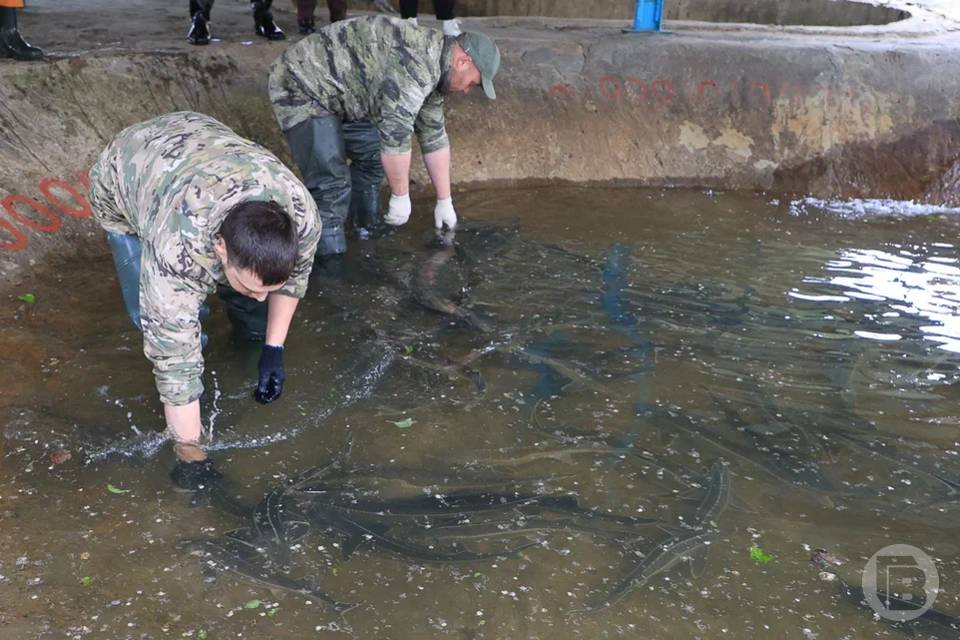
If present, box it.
[82,349,397,463]
[789,197,960,219]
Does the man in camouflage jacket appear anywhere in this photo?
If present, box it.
[268,15,500,260]
[89,112,320,474]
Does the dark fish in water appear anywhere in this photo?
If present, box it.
[833,432,960,496]
[583,531,716,611]
[186,537,357,614]
[691,462,732,530]
[411,237,493,331]
[295,491,660,528]
[507,344,615,397]
[811,549,960,637]
[251,486,312,564]
[394,512,663,545]
[652,404,845,496]
[299,463,568,498]
[302,505,539,562]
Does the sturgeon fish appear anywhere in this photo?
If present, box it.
[583,531,716,611]
[186,537,357,614]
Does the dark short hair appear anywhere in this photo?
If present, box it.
[219,200,297,286]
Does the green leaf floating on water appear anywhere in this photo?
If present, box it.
[17,293,35,304]
[267,607,278,617]
[749,545,774,565]
[244,599,261,609]
[198,631,207,640]
[80,576,93,587]
[107,484,130,494]
[391,418,414,429]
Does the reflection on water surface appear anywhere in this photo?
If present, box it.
[2,187,959,638]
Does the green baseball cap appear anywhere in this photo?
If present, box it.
[460,31,500,100]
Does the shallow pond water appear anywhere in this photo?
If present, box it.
[2,186,959,639]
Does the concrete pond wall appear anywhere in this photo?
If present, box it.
[451,0,910,26]
[2,0,960,289]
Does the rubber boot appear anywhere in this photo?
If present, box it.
[108,232,210,348]
[217,285,268,342]
[285,116,351,259]
[349,184,388,240]
[297,17,315,34]
[328,0,347,22]
[253,0,286,40]
[107,232,144,331]
[342,120,387,239]
[0,8,42,61]
[189,0,213,21]
[188,0,212,44]
[187,12,211,44]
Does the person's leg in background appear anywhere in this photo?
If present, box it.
[296,0,317,33]
[399,0,419,23]
[433,0,460,36]
[327,0,347,23]
[284,115,352,266]
[342,120,386,238]
[188,0,213,45]
[0,1,41,60]
[252,0,286,39]
[399,0,459,35]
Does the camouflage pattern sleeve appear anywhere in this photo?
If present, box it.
[88,134,137,236]
[277,187,321,299]
[413,90,449,154]
[88,112,322,404]
[138,242,207,406]
[269,16,449,153]
[378,67,435,155]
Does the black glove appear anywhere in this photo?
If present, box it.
[170,458,222,491]
[254,344,285,404]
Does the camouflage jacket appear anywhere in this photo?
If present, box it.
[89,112,321,406]
[269,15,452,155]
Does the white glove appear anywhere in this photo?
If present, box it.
[384,193,412,226]
[434,197,457,230]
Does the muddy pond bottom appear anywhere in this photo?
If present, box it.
[2,186,959,639]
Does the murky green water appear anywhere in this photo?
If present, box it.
[3,186,959,639]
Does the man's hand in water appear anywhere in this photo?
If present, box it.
[384,193,412,226]
[170,442,221,490]
[434,197,457,231]
[254,344,285,404]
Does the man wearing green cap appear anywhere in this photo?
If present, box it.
[268,15,500,261]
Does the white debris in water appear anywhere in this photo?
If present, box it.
[853,330,902,342]
[787,291,849,302]
[789,197,960,219]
